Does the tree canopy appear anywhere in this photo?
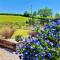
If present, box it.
[38,8,52,17]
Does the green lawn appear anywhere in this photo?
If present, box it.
[0,15,28,23]
[0,15,29,38]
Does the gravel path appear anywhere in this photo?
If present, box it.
[0,47,20,60]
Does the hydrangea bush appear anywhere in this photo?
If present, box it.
[16,19,60,60]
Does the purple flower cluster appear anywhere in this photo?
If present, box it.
[16,19,60,60]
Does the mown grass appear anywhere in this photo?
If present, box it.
[0,15,28,24]
[0,15,29,38]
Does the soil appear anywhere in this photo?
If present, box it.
[0,47,20,60]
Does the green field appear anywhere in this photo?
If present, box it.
[0,15,30,38]
[0,15,28,23]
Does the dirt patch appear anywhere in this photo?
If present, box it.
[0,47,20,60]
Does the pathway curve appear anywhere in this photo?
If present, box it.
[0,47,20,60]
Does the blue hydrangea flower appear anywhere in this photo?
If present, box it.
[56,43,60,47]
[35,57,39,60]
[15,50,19,54]
[42,58,45,60]
[30,46,33,49]
[30,37,35,43]
[42,35,47,40]
[51,21,57,27]
[44,24,50,30]
[47,52,52,59]
[44,47,48,50]
[41,52,45,57]
[16,44,22,48]
[35,54,38,57]
[41,52,45,59]
[40,46,44,50]
[48,42,53,46]
[36,40,41,46]
[56,20,60,24]
[48,19,52,22]
[24,50,28,55]
[37,32,42,36]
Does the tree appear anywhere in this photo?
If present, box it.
[33,11,37,16]
[38,7,52,17]
[55,13,60,18]
[23,11,30,17]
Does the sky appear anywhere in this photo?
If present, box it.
[0,0,60,14]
